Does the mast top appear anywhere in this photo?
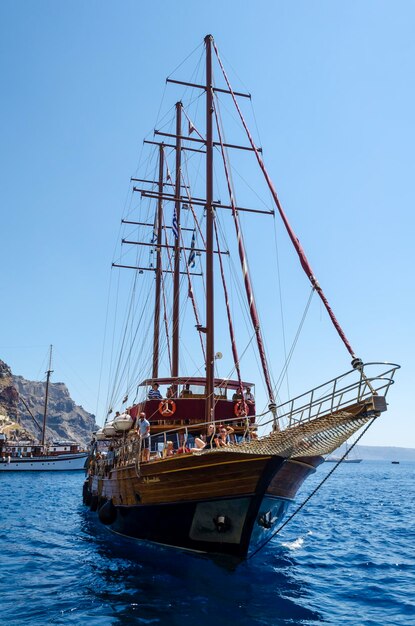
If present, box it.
[46,344,53,374]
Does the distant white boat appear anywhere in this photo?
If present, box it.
[0,346,88,472]
[0,450,88,471]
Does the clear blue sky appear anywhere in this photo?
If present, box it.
[1,0,413,447]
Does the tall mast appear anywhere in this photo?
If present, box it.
[41,344,53,448]
[152,144,164,379]
[205,35,214,422]
[172,102,182,378]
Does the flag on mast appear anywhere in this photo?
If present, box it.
[188,230,196,267]
[172,208,179,239]
[150,224,157,245]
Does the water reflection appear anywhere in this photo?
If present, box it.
[78,507,322,625]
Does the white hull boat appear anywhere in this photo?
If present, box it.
[0,452,88,471]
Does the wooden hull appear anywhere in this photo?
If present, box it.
[84,452,323,557]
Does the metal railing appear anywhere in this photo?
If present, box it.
[274,362,400,428]
[89,362,399,469]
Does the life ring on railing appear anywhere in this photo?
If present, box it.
[234,400,248,417]
[158,399,176,416]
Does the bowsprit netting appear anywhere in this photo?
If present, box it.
[196,361,399,458]
[203,409,371,458]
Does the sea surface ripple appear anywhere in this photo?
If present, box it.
[1,461,414,625]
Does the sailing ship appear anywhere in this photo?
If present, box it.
[0,346,88,471]
[83,35,399,558]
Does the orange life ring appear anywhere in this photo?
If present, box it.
[234,400,248,417]
[158,399,176,417]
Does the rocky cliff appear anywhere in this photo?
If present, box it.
[0,360,19,421]
[0,359,97,446]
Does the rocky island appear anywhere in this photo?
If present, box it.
[0,359,97,447]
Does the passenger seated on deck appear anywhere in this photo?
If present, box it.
[180,383,193,397]
[217,425,234,447]
[164,441,175,457]
[232,387,243,401]
[148,382,162,400]
[194,424,219,449]
[244,387,255,406]
[166,385,174,399]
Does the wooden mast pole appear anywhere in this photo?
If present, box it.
[41,344,53,448]
[205,35,215,422]
[172,102,182,381]
[152,144,164,379]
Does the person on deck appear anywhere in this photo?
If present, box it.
[180,383,193,397]
[148,383,162,400]
[244,387,255,406]
[217,425,234,447]
[126,407,136,429]
[138,412,151,462]
[164,441,175,457]
[232,387,243,401]
[194,424,219,449]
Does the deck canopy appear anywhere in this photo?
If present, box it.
[139,377,254,389]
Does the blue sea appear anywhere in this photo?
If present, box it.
[1,461,414,625]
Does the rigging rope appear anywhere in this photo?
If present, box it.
[179,226,206,361]
[212,38,357,361]
[160,251,172,373]
[248,417,376,559]
[274,288,315,400]
[212,91,276,415]
[213,219,243,389]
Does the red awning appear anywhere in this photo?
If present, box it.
[138,376,254,389]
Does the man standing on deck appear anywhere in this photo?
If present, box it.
[138,412,151,462]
